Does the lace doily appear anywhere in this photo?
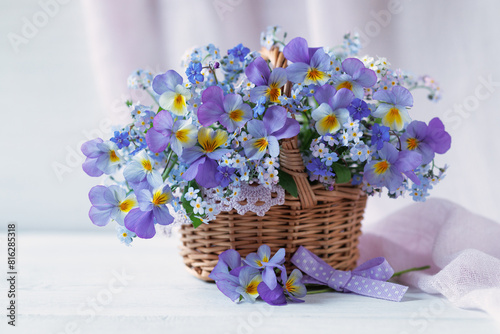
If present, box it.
[205,183,285,217]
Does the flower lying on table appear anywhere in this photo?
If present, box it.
[210,245,307,305]
[211,244,421,305]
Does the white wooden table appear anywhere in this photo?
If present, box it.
[0,232,497,334]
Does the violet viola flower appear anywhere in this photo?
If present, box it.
[197,86,252,132]
[332,58,377,98]
[401,118,451,164]
[181,127,232,188]
[123,150,162,188]
[145,110,197,155]
[244,245,285,290]
[258,268,307,305]
[312,87,355,135]
[124,182,174,239]
[216,266,262,303]
[245,57,288,103]
[243,106,300,160]
[283,37,330,86]
[81,139,122,177]
[152,70,191,116]
[88,185,137,226]
[372,86,413,131]
[257,282,287,306]
[209,249,242,281]
[281,269,307,302]
[363,142,422,192]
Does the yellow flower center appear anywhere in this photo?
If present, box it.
[337,81,353,91]
[175,128,190,143]
[174,94,185,107]
[245,281,259,295]
[119,199,135,212]
[386,107,402,125]
[267,83,281,103]
[122,233,128,237]
[253,138,269,152]
[198,128,227,153]
[229,109,244,122]
[285,278,297,293]
[323,115,338,129]
[406,138,419,150]
[109,150,120,163]
[152,190,169,206]
[374,160,390,175]
[306,68,325,82]
[141,159,152,171]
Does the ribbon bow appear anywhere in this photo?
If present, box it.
[291,246,408,302]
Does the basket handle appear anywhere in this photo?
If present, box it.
[260,47,318,209]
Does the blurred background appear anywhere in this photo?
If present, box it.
[1,0,499,232]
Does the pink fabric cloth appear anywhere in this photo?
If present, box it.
[359,199,500,321]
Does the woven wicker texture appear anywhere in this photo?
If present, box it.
[179,47,367,281]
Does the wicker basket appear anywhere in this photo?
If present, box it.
[179,47,368,281]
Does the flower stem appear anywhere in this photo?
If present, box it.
[306,287,335,295]
[162,155,178,181]
[392,265,430,277]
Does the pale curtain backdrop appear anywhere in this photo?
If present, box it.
[1,0,499,230]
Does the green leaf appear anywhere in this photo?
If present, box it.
[331,163,352,184]
[278,169,298,198]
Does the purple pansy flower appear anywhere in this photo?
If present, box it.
[209,249,242,281]
[81,139,122,177]
[243,106,300,160]
[152,70,191,116]
[312,87,355,135]
[145,110,197,155]
[181,127,232,188]
[257,282,287,306]
[197,86,253,132]
[123,150,162,188]
[372,86,413,131]
[245,57,288,103]
[281,269,307,302]
[256,267,308,306]
[244,245,285,290]
[124,182,174,239]
[332,58,377,98]
[88,185,137,226]
[283,37,330,86]
[363,142,422,192]
[401,118,451,164]
[216,266,262,303]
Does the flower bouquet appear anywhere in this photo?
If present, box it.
[82,26,451,281]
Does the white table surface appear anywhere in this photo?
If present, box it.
[0,232,498,334]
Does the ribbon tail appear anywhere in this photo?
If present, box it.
[344,276,408,302]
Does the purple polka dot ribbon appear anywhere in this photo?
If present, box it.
[291,246,408,302]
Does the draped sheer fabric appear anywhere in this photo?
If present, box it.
[359,199,500,322]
